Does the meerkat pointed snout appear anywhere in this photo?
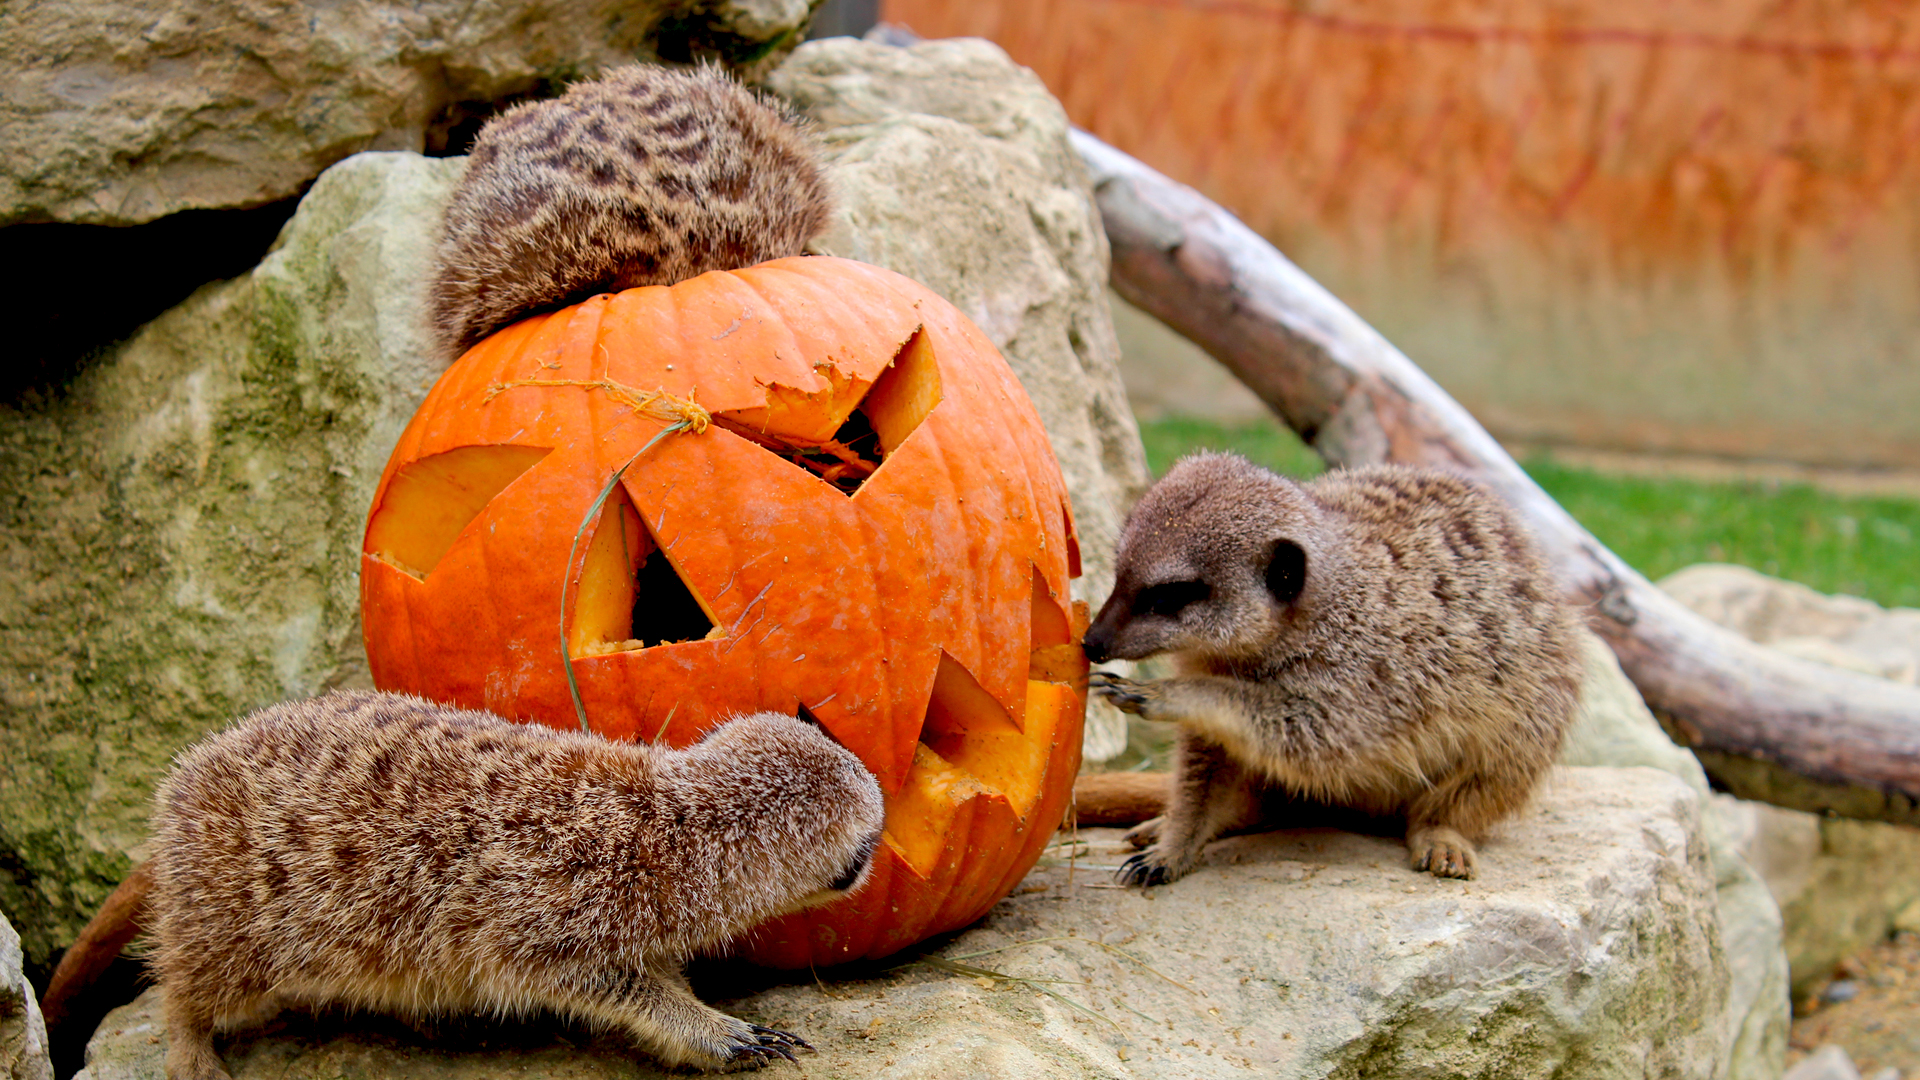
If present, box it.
[1088,452,1581,885]
[149,692,884,1079]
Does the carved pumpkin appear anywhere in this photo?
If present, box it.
[360,256,1087,967]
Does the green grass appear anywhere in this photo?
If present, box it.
[1137,416,1920,610]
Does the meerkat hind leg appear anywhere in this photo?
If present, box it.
[1405,767,1529,880]
[1119,732,1262,886]
[163,991,235,1080]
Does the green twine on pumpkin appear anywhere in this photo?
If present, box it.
[560,416,700,735]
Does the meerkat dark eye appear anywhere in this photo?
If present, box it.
[1135,579,1209,618]
[1266,540,1307,604]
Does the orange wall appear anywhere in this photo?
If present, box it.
[886,0,1920,468]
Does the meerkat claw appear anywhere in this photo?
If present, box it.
[1115,851,1173,887]
[1089,675,1151,713]
[747,1024,810,1050]
[725,1042,796,1066]
[748,1026,811,1055]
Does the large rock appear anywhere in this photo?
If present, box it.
[1560,630,1789,1080]
[0,0,819,227]
[0,914,52,1080]
[0,41,1149,972]
[768,37,1152,758]
[1659,564,1920,995]
[0,152,458,972]
[76,767,1726,1080]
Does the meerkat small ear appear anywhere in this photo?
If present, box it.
[1265,539,1307,604]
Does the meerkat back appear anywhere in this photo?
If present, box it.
[429,64,832,360]
[148,691,884,1079]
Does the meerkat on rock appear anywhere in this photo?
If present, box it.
[1085,453,1581,883]
[149,692,885,1079]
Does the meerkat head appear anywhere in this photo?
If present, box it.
[1084,452,1337,666]
[650,711,886,943]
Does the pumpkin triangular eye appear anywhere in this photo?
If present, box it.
[570,482,721,657]
[366,444,552,579]
[712,326,942,496]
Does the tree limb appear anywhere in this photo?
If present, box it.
[1074,129,1920,826]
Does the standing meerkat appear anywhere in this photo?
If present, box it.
[1084,454,1581,883]
[149,691,885,1079]
[429,62,833,360]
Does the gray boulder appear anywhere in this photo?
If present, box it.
[1,0,820,227]
[0,914,52,1080]
[0,39,1149,972]
[1560,629,1789,1080]
[0,151,457,971]
[77,767,1728,1080]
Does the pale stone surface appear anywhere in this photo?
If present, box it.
[1660,564,1920,995]
[78,768,1728,1080]
[768,36,1153,759]
[0,914,52,1080]
[0,0,819,227]
[1559,628,1789,1080]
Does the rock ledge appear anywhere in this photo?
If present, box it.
[81,767,1729,1080]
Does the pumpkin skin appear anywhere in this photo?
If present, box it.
[360,256,1087,968]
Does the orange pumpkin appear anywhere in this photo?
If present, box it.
[360,256,1087,967]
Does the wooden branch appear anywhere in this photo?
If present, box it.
[1074,130,1920,827]
[1071,772,1169,827]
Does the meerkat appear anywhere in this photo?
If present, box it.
[148,691,885,1079]
[1084,453,1581,884]
[429,63,833,360]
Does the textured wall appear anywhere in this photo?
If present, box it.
[888,0,1920,469]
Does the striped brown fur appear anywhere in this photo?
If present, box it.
[150,691,883,1078]
[429,63,832,360]
[1084,455,1581,883]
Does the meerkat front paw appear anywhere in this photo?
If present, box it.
[1115,840,1199,887]
[720,1022,811,1067]
[1088,671,1161,716]
[1121,815,1163,850]
[1407,825,1478,880]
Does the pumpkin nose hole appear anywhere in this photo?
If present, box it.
[631,546,716,646]
[570,483,721,656]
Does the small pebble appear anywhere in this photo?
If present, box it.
[1821,979,1861,1004]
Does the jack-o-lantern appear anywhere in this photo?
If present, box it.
[360,256,1087,967]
